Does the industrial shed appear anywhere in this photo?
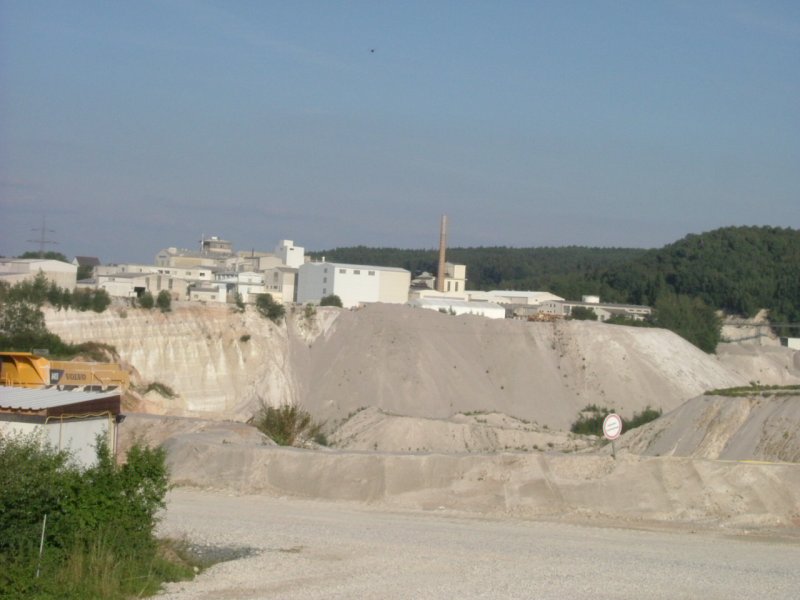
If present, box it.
[0,386,122,467]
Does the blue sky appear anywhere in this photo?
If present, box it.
[1,0,798,263]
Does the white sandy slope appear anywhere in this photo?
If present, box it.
[292,304,746,430]
[617,393,800,462]
[330,407,593,453]
[46,302,751,429]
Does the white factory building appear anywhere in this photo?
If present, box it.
[296,262,411,308]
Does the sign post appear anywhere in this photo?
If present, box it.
[602,413,623,459]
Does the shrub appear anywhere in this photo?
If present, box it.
[138,291,155,310]
[255,294,285,324]
[250,402,325,447]
[570,306,598,321]
[319,294,343,308]
[239,334,251,343]
[91,288,111,313]
[570,404,662,436]
[156,290,172,312]
[303,303,316,320]
[233,293,246,313]
[141,381,177,398]
[0,433,188,599]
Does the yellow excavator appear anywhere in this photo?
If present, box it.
[0,351,128,391]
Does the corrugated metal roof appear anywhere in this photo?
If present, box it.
[0,386,119,411]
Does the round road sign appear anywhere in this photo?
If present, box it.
[602,413,623,440]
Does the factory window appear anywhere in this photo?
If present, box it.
[354,270,361,275]
[324,268,328,273]
[323,288,327,295]
[368,271,375,276]
[339,269,346,274]
[323,277,327,283]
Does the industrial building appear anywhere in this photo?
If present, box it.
[0,258,77,290]
[0,386,122,467]
[297,262,411,308]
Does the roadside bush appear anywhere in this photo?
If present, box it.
[250,402,326,447]
[0,433,189,599]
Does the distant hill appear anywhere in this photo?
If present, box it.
[601,226,800,327]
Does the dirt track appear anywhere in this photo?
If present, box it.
[157,489,800,600]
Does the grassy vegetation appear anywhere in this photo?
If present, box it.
[139,381,177,398]
[570,404,663,436]
[250,402,327,446]
[705,384,800,397]
[255,294,285,324]
[0,433,196,599]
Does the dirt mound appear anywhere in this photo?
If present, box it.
[298,304,743,429]
[117,413,273,458]
[330,407,592,454]
[617,393,800,462]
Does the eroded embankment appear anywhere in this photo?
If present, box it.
[619,394,800,462]
[159,430,800,530]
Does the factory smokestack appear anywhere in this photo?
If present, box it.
[436,214,447,293]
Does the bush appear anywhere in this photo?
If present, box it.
[303,303,316,320]
[255,294,285,324]
[0,433,188,599]
[140,381,177,398]
[570,306,597,321]
[319,294,343,308]
[570,404,662,436]
[139,291,155,309]
[156,290,172,312]
[233,293,246,313]
[250,402,325,447]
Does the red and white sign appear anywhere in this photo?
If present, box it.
[602,413,623,440]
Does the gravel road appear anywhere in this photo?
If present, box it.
[157,488,800,600]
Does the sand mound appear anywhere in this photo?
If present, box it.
[298,304,743,430]
[117,413,273,458]
[617,393,800,462]
[330,407,592,454]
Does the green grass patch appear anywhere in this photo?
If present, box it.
[570,404,662,436]
[705,384,800,397]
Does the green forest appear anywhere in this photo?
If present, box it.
[312,226,800,351]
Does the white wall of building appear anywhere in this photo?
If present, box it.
[276,240,305,269]
[0,259,77,290]
[297,262,410,308]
